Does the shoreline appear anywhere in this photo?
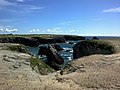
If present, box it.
[0,37,120,90]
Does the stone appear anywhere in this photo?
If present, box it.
[47,45,64,65]
[38,45,64,70]
[38,46,48,56]
[51,44,64,51]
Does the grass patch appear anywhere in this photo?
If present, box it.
[73,40,116,59]
[7,44,28,53]
[0,34,85,39]
[30,57,55,75]
[85,40,116,53]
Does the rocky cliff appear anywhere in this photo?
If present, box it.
[0,37,39,46]
[0,35,85,46]
[73,40,116,59]
[0,38,120,90]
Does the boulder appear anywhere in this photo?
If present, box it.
[73,40,115,59]
[38,45,64,70]
[47,45,64,64]
[38,46,48,56]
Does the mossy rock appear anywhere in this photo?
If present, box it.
[30,57,55,75]
[73,40,116,59]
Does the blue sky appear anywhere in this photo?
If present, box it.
[0,0,120,36]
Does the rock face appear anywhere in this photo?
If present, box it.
[32,37,66,44]
[73,40,115,59]
[38,45,64,70]
[0,37,39,46]
[51,44,64,51]
[0,37,66,46]
[0,35,85,46]
[38,46,48,56]
[0,40,120,90]
[63,35,85,40]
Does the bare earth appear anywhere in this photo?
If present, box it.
[0,40,120,90]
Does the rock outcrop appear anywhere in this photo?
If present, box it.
[73,40,115,59]
[32,37,66,44]
[61,53,120,90]
[38,45,64,70]
[0,37,66,46]
[0,35,85,46]
[0,38,120,90]
[63,35,85,40]
[51,44,64,51]
[0,37,39,46]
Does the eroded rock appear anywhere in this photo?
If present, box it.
[38,45,64,70]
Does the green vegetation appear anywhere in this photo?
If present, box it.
[7,44,28,53]
[0,34,85,39]
[30,57,55,75]
[83,40,116,54]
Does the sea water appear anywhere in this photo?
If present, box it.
[28,36,120,66]
[28,40,80,66]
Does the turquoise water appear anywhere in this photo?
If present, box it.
[28,36,120,65]
[28,40,80,66]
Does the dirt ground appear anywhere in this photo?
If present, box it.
[0,39,120,90]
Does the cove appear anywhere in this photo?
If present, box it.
[28,40,80,67]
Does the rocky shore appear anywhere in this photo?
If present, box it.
[0,38,120,90]
[0,34,85,46]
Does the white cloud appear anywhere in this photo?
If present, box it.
[69,29,75,33]
[5,28,18,32]
[0,28,4,32]
[0,0,44,14]
[16,0,24,2]
[28,6,44,10]
[0,28,18,32]
[0,18,20,22]
[47,27,63,33]
[103,7,120,13]
[0,0,15,6]
[30,29,40,33]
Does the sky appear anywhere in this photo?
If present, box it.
[0,0,120,36]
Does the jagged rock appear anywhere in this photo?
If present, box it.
[47,45,64,64]
[0,35,85,46]
[38,45,64,70]
[0,37,39,46]
[53,37,66,43]
[51,44,64,51]
[38,46,48,56]
[31,37,66,44]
